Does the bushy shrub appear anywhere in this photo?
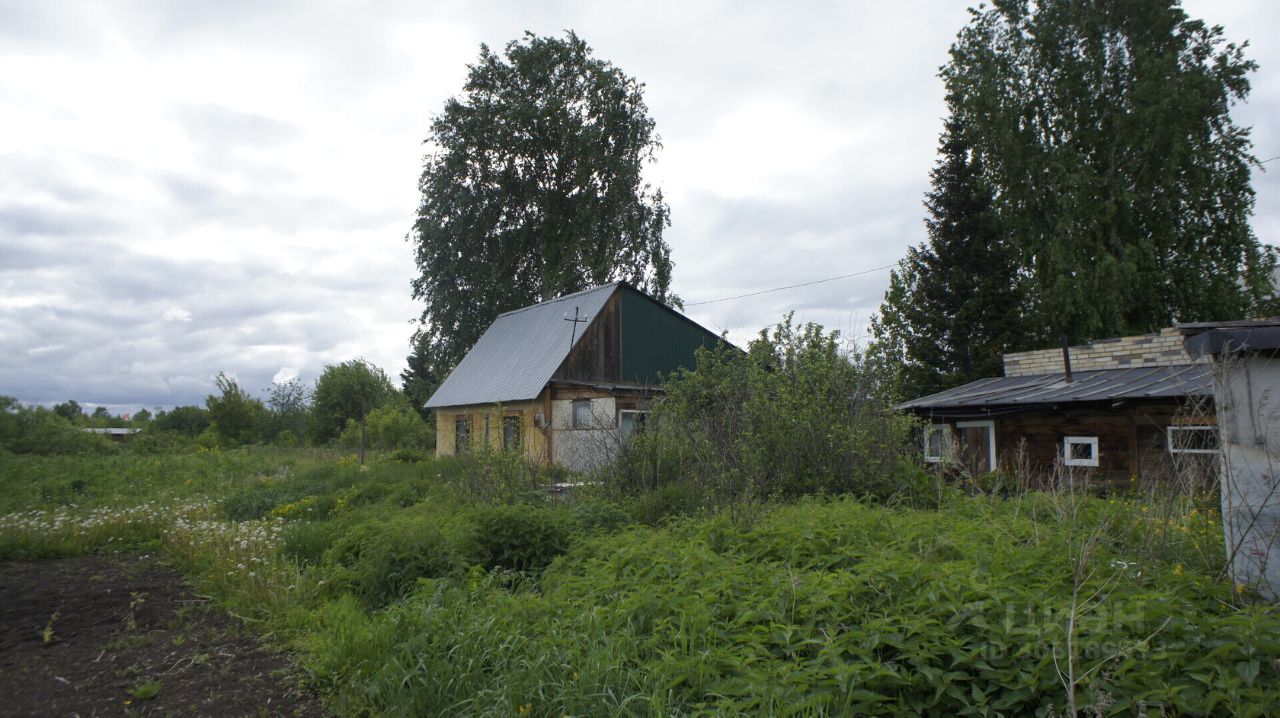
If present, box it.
[0,399,117,456]
[613,315,917,511]
[473,503,572,571]
[323,516,466,605]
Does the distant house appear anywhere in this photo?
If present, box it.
[898,328,1216,486]
[82,427,142,442]
[426,282,725,472]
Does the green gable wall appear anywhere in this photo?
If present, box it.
[619,287,721,385]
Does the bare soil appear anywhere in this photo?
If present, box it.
[0,554,325,717]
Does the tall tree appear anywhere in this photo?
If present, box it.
[872,119,1025,399]
[406,31,674,397]
[310,359,396,457]
[206,373,268,447]
[944,0,1273,344]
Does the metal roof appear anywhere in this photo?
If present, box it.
[898,364,1212,414]
[425,283,620,408]
[1179,319,1280,358]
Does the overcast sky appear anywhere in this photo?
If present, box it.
[2,1,1278,413]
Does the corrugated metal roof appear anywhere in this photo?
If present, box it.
[425,283,620,408]
[898,364,1212,413]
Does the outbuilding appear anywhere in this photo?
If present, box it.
[899,329,1216,487]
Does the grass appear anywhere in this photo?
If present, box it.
[1,448,1276,716]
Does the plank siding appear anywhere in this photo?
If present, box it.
[553,292,620,383]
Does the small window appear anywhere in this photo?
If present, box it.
[503,415,522,451]
[924,424,950,463]
[619,410,648,441]
[455,418,471,453]
[1168,426,1218,455]
[1063,436,1098,467]
[572,400,591,429]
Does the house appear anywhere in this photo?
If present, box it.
[1180,319,1280,599]
[426,282,725,472]
[898,328,1215,486]
[82,427,142,442]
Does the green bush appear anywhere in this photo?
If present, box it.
[323,516,466,606]
[473,503,572,572]
[612,315,916,511]
[281,520,345,566]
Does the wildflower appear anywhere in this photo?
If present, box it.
[1174,564,1183,576]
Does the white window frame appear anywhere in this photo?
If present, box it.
[1167,425,1218,455]
[572,399,592,429]
[619,409,648,441]
[1063,436,1099,467]
[956,419,998,473]
[923,423,951,463]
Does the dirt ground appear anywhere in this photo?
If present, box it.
[0,554,326,717]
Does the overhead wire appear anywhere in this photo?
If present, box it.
[684,264,895,307]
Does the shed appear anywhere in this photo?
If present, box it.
[426,282,725,472]
[899,329,1215,486]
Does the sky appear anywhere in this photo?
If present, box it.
[2,1,1278,413]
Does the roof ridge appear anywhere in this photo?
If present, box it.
[496,282,621,319]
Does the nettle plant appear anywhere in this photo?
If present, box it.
[619,314,917,510]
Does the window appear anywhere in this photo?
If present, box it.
[1063,436,1099,467]
[455,418,471,453]
[619,410,648,441]
[503,415,522,451]
[1168,426,1218,455]
[924,424,950,463]
[572,400,591,429]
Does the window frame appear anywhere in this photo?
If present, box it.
[923,423,951,463]
[455,416,471,453]
[955,419,997,473]
[572,399,592,429]
[502,414,522,451]
[1167,425,1218,455]
[1063,435,1099,467]
[619,409,648,442]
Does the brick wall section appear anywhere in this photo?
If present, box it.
[1002,327,1206,377]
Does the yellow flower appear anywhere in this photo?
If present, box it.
[1173,564,1183,576]
[1236,584,1247,594]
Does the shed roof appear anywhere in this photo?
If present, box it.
[425,283,620,408]
[1178,319,1280,357]
[898,364,1212,415]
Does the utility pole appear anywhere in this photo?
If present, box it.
[565,306,589,350]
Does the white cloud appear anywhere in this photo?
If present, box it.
[163,307,193,322]
[272,366,299,384]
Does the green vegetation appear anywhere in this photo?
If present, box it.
[1,446,1275,716]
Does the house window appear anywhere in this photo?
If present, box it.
[572,400,591,429]
[503,415,522,451]
[1168,426,1218,455]
[924,424,950,463]
[1063,436,1099,467]
[619,410,648,441]
[455,418,471,453]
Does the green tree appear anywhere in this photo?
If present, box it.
[265,378,311,444]
[151,406,211,437]
[406,31,674,391]
[871,119,1026,399]
[205,373,267,447]
[52,400,84,422]
[944,0,1273,343]
[310,360,396,459]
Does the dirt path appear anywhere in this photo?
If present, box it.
[0,554,325,717]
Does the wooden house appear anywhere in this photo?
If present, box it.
[898,329,1216,486]
[426,282,724,472]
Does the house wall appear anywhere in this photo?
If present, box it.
[925,400,1213,488]
[1003,328,1206,377]
[1215,355,1280,599]
[433,393,550,464]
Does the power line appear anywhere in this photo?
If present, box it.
[684,264,895,307]
[1261,155,1280,164]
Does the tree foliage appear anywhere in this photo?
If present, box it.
[872,120,1026,399]
[310,359,396,445]
[151,406,211,438]
[942,0,1273,344]
[205,373,268,447]
[614,315,917,509]
[265,378,311,444]
[406,31,674,394]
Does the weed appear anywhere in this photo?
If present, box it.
[128,678,162,701]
